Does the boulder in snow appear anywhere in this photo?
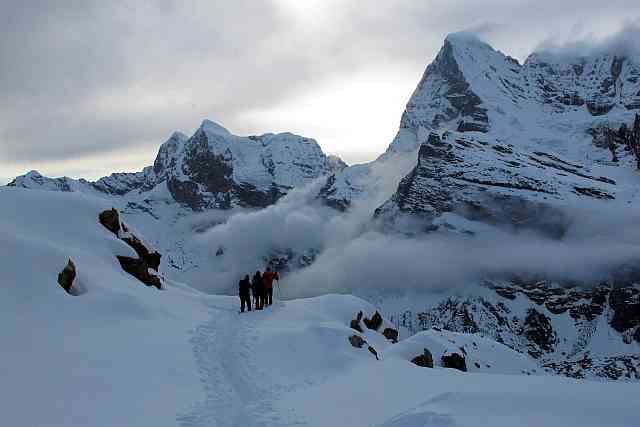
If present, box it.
[350,319,364,333]
[442,353,467,372]
[57,258,76,294]
[411,348,434,368]
[363,311,383,331]
[120,226,161,271]
[99,208,121,235]
[117,256,162,289]
[348,334,366,349]
[383,327,399,343]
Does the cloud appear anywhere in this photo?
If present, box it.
[535,19,640,59]
[184,160,640,296]
[1,1,639,179]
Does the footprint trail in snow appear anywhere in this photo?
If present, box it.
[177,300,303,427]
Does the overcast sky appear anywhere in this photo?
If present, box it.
[1,1,639,183]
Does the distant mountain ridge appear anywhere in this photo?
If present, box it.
[9,120,346,210]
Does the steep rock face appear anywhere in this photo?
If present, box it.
[524,52,640,115]
[523,308,557,358]
[399,35,491,138]
[374,132,615,235]
[386,33,527,155]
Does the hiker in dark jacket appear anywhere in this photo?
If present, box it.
[252,271,264,310]
[251,276,259,308]
[238,275,251,313]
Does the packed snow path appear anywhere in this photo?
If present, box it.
[177,298,302,427]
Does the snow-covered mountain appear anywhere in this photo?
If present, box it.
[321,32,640,214]
[4,32,640,393]
[9,119,342,210]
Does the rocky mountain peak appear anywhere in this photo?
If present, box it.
[153,131,188,178]
[443,31,496,52]
[199,119,232,136]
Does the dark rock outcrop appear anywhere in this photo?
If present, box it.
[117,256,162,289]
[99,208,163,288]
[348,334,366,349]
[523,308,556,358]
[363,311,383,331]
[609,287,640,339]
[99,208,121,235]
[411,348,434,368]
[350,319,363,333]
[57,258,76,294]
[368,346,380,360]
[442,353,467,372]
[382,327,399,343]
[348,335,379,360]
[120,225,161,272]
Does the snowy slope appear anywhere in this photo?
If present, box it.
[0,187,209,426]
[1,187,639,426]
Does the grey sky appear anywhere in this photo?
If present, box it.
[1,0,639,182]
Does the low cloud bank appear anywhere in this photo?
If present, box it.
[191,176,640,296]
[535,20,640,59]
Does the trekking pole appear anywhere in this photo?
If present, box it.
[276,279,282,300]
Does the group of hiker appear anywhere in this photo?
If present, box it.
[238,267,280,312]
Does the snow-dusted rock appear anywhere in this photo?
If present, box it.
[386,328,538,375]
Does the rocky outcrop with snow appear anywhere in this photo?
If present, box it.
[382,279,640,381]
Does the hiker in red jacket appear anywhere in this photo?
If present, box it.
[262,267,280,306]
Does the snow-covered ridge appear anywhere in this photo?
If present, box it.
[8,119,345,211]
